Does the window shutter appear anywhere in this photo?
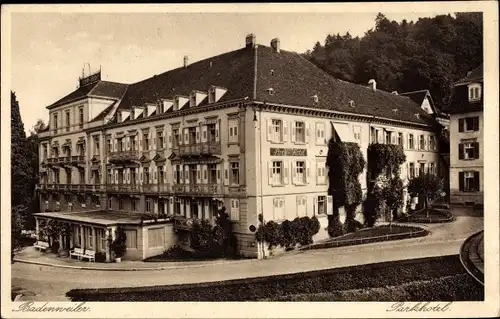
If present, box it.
[291,161,297,185]
[474,171,480,191]
[201,126,207,143]
[283,161,289,184]
[203,165,208,184]
[473,117,479,131]
[172,166,177,184]
[195,127,200,143]
[183,128,189,144]
[305,123,310,143]
[474,142,479,159]
[459,171,464,191]
[267,119,273,142]
[196,164,201,184]
[153,167,157,183]
[268,161,273,185]
[216,164,221,184]
[326,195,333,215]
[313,196,318,216]
[407,135,410,149]
[459,143,464,160]
[223,161,229,186]
[458,118,464,132]
[291,121,296,142]
[215,120,220,142]
[184,165,189,184]
[167,126,172,149]
[306,160,311,184]
[114,171,118,183]
[179,168,184,184]
[283,121,288,142]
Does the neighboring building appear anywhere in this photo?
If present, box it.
[444,64,483,206]
[35,34,443,261]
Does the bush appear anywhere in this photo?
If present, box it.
[110,226,127,258]
[95,252,106,263]
[255,216,321,249]
[66,255,469,301]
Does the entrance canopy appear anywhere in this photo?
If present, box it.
[34,210,147,226]
[331,122,355,143]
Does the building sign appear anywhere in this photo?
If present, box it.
[270,148,307,156]
[79,72,101,87]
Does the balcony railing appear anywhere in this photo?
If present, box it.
[106,183,142,193]
[43,184,105,192]
[178,142,221,156]
[109,150,139,163]
[71,155,85,164]
[173,216,195,230]
[171,183,224,196]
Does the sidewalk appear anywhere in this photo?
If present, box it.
[14,247,250,271]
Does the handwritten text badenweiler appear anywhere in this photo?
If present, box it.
[13,302,90,313]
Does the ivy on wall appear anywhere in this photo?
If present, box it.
[367,143,406,180]
[326,138,366,234]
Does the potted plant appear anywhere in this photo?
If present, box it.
[110,226,127,263]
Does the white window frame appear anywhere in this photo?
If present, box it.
[230,161,240,185]
[273,197,285,220]
[409,162,415,179]
[271,119,283,143]
[294,161,306,185]
[468,83,481,102]
[317,195,326,215]
[271,161,283,185]
[353,125,362,144]
[228,118,239,144]
[230,199,240,221]
[463,142,475,159]
[398,132,403,146]
[408,134,414,150]
[295,121,306,143]
[315,122,326,145]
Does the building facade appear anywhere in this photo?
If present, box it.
[35,34,443,260]
[445,65,483,205]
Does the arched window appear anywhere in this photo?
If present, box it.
[468,83,482,102]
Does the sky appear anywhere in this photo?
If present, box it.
[10,10,455,134]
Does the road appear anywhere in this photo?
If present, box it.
[11,206,483,301]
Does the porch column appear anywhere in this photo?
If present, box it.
[185,199,191,218]
[92,227,96,251]
[198,201,203,219]
[80,225,84,249]
[58,233,64,254]
[69,224,74,248]
[105,226,117,263]
[35,218,40,240]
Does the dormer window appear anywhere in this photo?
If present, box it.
[312,95,319,103]
[190,93,196,107]
[208,87,216,104]
[117,112,122,122]
[468,83,481,102]
[267,88,275,96]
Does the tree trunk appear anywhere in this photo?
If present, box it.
[425,197,429,218]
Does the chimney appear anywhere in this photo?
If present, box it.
[183,55,189,68]
[368,79,377,92]
[271,38,280,53]
[245,33,256,48]
[392,91,398,95]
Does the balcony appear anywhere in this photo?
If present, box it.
[142,183,172,194]
[178,142,221,157]
[171,183,224,196]
[71,155,85,165]
[106,183,142,193]
[108,150,139,163]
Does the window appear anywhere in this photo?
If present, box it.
[468,84,481,102]
[297,196,307,217]
[79,170,85,184]
[93,136,100,155]
[230,199,240,220]
[43,144,48,160]
[92,195,100,206]
[172,129,180,148]
[459,117,480,132]
[419,135,425,150]
[108,197,112,209]
[429,135,436,151]
[273,197,285,220]
[53,114,58,130]
[65,111,70,131]
[130,136,136,151]
[146,198,152,213]
[429,162,435,175]
[409,162,415,179]
[353,126,361,143]
[107,169,112,184]
[460,141,479,160]
[271,161,282,185]
[317,196,326,215]
[148,228,165,248]
[294,161,306,184]
[316,161,326,185]
[99,229,106,252]
[385,131,392,144]
[158,166,164,184]
[143,131,150,150]
[74,226,81,247]
[408,134,414,149]
[230,162,239,185]
[398,133,403,146]
[208,88,216,103]
[315,122,326,145]
[118,198,124,210]
[131,198,137,211]
[124,229,137,249]
[419,163,426,176]
[157,131,164,149]
[79,106,84,128]
[86,227,93,249]
[144,167,150,184]
[460,171,480,192]
[294,121,306,143]
[208,164,217,184]
[117,137,124,152]
[228,118,239,143]
[106,138,112,154]
[271,119,283,143]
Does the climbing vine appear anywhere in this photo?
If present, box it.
[326,139,365,234]
[367,143,406,179]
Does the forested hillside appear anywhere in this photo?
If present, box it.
[303,13,483,111]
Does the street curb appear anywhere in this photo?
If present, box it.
[12,258,254,271]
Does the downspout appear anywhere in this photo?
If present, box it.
[259,102,265,259]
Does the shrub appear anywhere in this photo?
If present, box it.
[95,252,106,263]
[255,217,321,249]
[110,226,127,258]
[408,173,444,212]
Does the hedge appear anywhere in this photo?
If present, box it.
[264,274,484,301]
[303,225,428,251]
[66,255,466,301]
[398,209,454,224]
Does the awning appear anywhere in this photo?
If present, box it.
[331,122,355,143]
[34,210,147,226]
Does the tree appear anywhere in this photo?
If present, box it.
[383,177,405,223]
[111,226,127,259]
[408,173,444,216]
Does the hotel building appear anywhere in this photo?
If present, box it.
[35,34,444,260]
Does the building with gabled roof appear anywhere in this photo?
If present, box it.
[35,34,444,261]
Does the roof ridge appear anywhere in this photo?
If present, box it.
[400,89,429,95]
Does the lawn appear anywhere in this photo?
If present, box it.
[398,208,454,223]
[334,225,420,240]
